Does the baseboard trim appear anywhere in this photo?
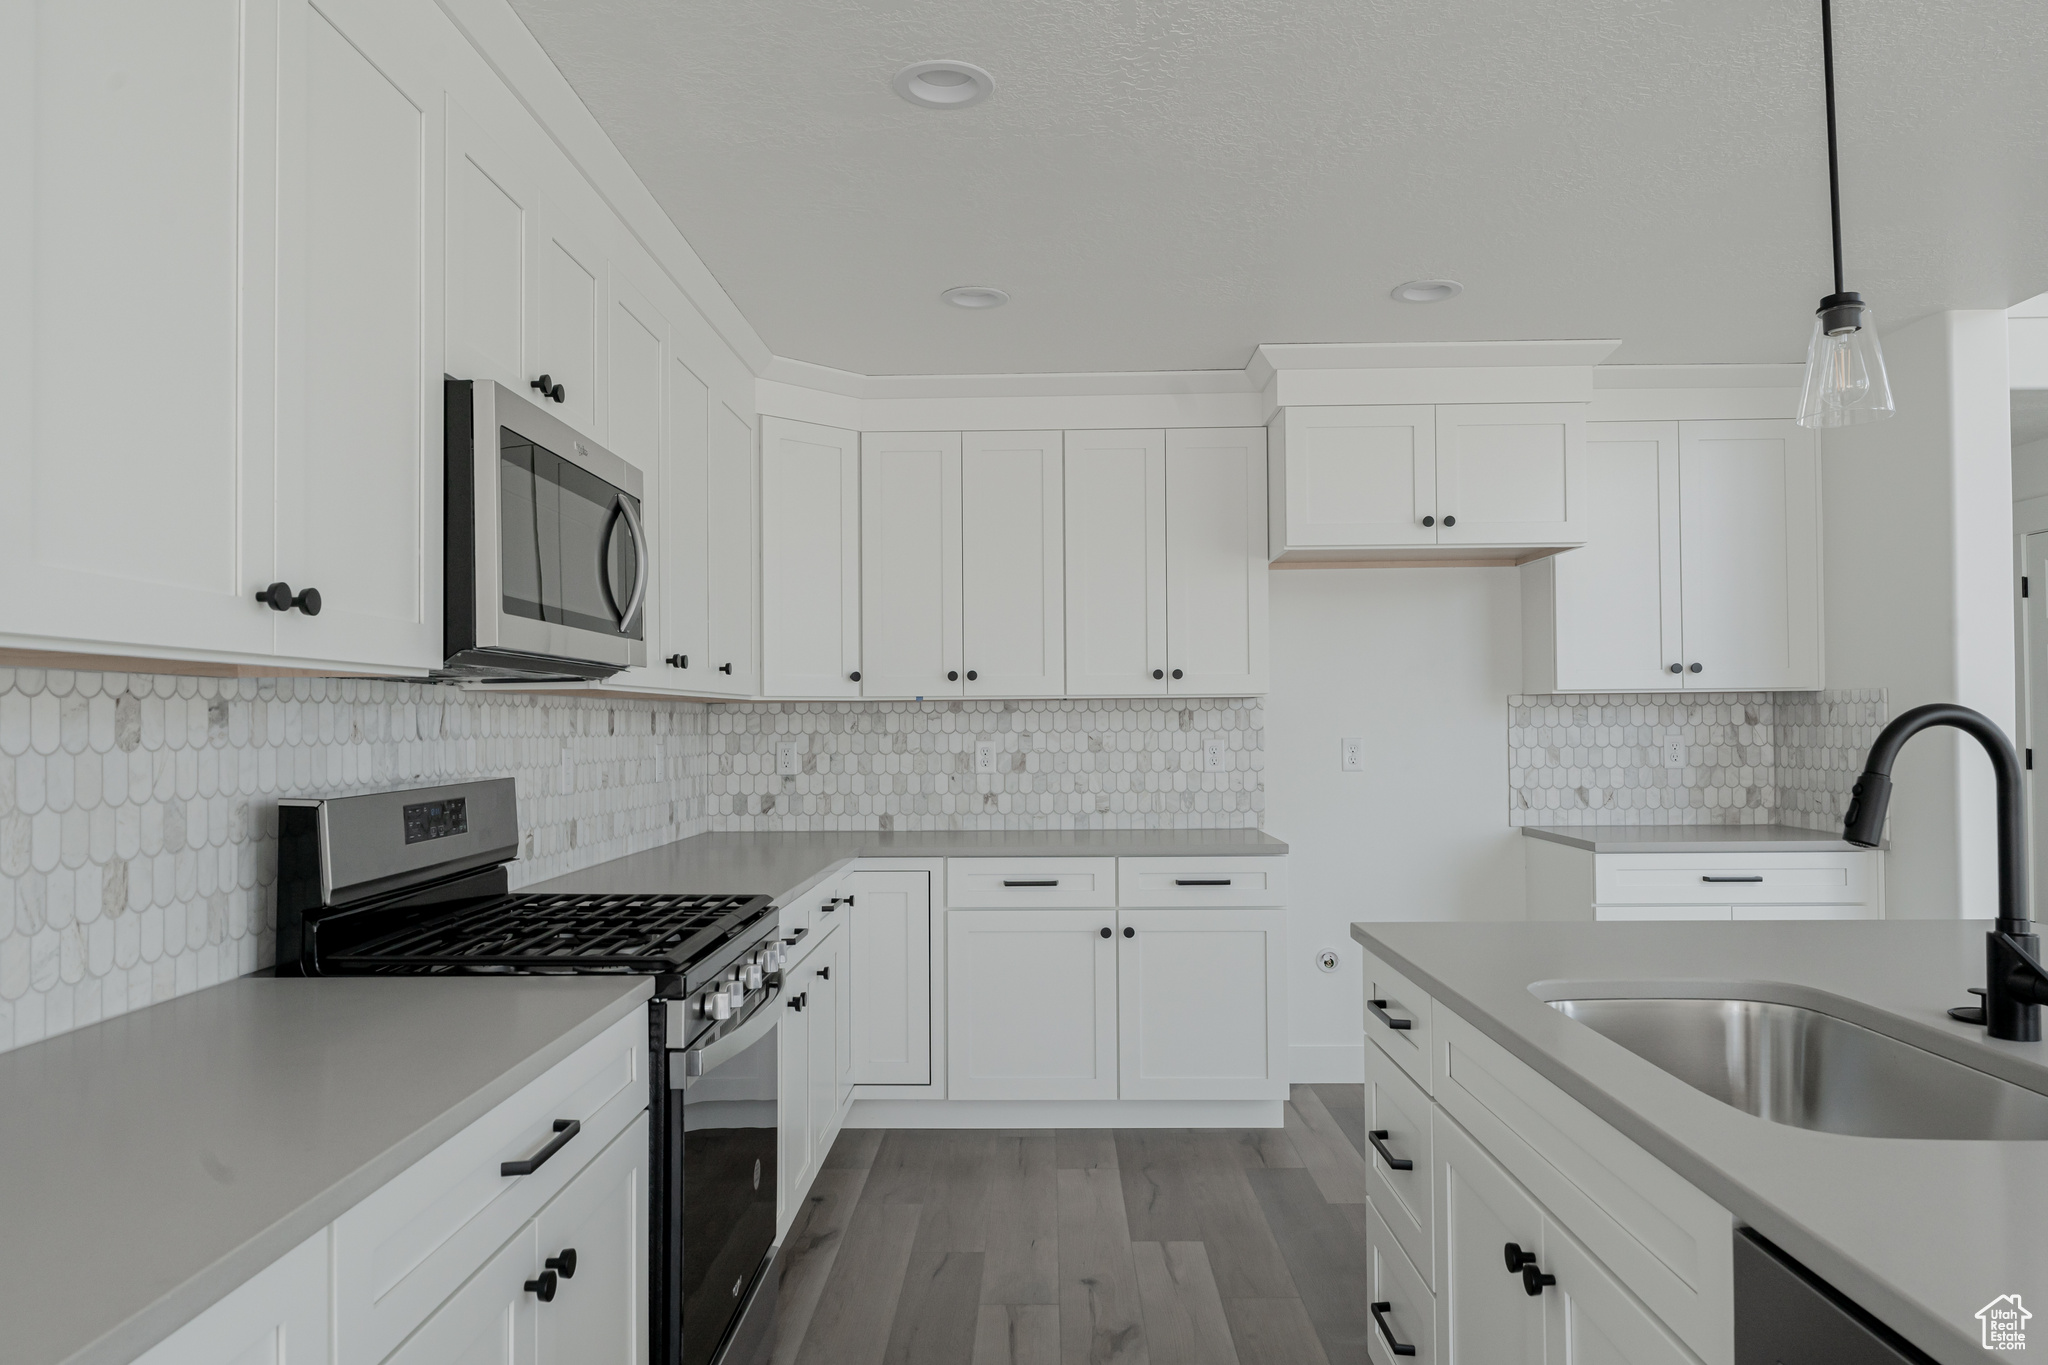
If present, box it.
[845,1098,1285,1129]
[1291,1042,1365,1083]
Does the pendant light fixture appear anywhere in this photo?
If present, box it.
[1796,0,1893,428]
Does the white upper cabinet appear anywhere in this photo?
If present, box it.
[443,101,535,395]
[532,202,605,440]
[1269,403,1585,562]
[660,355,712,687]
[702,404,759,694]
[762,418,861,697]
[961,432,1065,697]
[1064,430,1169,697]
[595,274,668,692]
[861,432,963,698]
[1165,428,1269,695]
[1524,418,1821,693]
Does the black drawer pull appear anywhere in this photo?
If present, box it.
[1368,999,1413,1031]
[502,1119,581,1176]
[1175,878,1231,886]
[1370,1302,1417,1356]
[1367,1129,1413,1171]
[1701,875,1764,883]
[1003,880,1059,887]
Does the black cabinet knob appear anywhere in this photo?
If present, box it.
[1421,515,1435,527]
[551,383,566,403]
[525,1269,558,1302]
[947,670,959,682]
[1171,668,1183,680]
[849,670,861,682]
[1099,926,1112,938]
[1523,1264,1556,1296]
[1123,926,1134,938]
[966,669,978,681]
[1152,669,1164,680]
[1668,663,1682,674]
[546,1248,578,1279]
[1504,1243,1537,1273]
[1689,662,1702,673]
[531,374,553,398]
[719,662,733,675]
[667,654,689,669]
[1443,514,1456,527]
[255,583,321,616]
[294,587,321,616]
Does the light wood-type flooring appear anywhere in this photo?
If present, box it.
[769,1084,1375,1365]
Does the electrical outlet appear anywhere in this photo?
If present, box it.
[974,741,996,774]
[777,740,799,777]
[1341,737,1365,772]
[1204,738,1228,773]
[1664,738,1686,770]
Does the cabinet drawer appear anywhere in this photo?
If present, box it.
[333,1009,648,1365]
[778,875,842,945]
[1117,856,1288,906]
[1361,944,1436,1094]
[1364,1033,1435,1288]
[1594,852,1871,906]
[1366,1201,1436,1365]
[946,857,1117,907]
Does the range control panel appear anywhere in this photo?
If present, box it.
[403,797,469,845]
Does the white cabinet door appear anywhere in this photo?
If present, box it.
[1064,429,1167,696]
[135,1232,330,1365]
[702,403,758,693]
[1547,422,1683,692]
[272,0,442,672]
[535,1113,647,1365]
[844,869,932,1085]
[384,1222,539,1365]
[1436,404,1585,548]
[961,432,1065,696]
[1116,907,1284,1100]
[779,981,813,1218]
[443,100,536,395]
[1677,420,1821,690]
[948,908,1117,1101]
[762,418,861,697]
[804,935,841,1162]
[1269,405,1437,552]
[659,356,712,687]
[597,274,667,693]
[1165,428,1268,694]
[532,203,604,439]
[861,432,963,697]
[1366,1203,1437,1365]
[1541,1218,1698,1365]
[1435,1113,1546,1365]
[835,921,856,1107]
[3,0,276,660]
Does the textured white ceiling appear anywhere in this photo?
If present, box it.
[508,0,2048,376]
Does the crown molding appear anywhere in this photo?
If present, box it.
[1592,364,1804,389]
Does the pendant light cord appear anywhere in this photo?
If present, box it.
[1821,0,1845,296]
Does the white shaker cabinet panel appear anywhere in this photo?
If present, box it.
[1676,420,1821,690]
[1165,428,1268,695]
[594,276,667,692]
[1064,430,1168,696]
[382,1222,539,1365]
[1542,1217,1702,1365]
[443,101,536,395]
[961,432,1066,697]
[779,982,814,1232]
[861,432,963,698]
[844,869,933,1085]
[273,0,441,671]
[1116,907,1285,1101]
[532,205,605,440]
[534,1114,647,1365]
[762,417,861,697]
[133,1231,330,1365]
[702,403,758,694]
[659,356,712,688]
[1434,1113,1547,1365]
[1268,406,1437,555]
[3,0,275,658]
[803,935,842,1167]
[1435,404,1585,548]
[948,908,1117,1101]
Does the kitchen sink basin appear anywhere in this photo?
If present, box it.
[1548,996,2048,1139]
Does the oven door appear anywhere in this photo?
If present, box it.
[674,981,781,1365]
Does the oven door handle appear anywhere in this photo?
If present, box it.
[603,494,648,632]
[678,979,782,1088]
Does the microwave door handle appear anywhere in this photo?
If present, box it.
[611,494,648,631]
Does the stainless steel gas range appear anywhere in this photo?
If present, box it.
[275,778,787,1365]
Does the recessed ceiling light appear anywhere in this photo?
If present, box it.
[1392,279,1463,303]
[941,285,1009,309]
[894,60,995,110]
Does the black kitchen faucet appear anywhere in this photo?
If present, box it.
[1843,702,2048,1040]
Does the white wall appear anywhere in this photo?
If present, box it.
[1264,567,1526,1080]
[1822,310,2014,919]
[2015,436,2048,503]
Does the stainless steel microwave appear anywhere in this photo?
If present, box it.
[442,379,648,680]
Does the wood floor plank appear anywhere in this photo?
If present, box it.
[1178,1147,1299,1301]
[1245,1167,1372,1365]
[983,1133,1060,1306]
[1132,1242,1241,1365]
[974,1304,1061,1365]
[1115,1131,1295,1300]
[824,1126,886,1171]
[885,1132,999,1364]
[1114,1131,1206,1242]
[793,1198,923,1365]
[1056,1128,1119,1170]
[1219,1299,1334,1365]
[1058,1166,1151,1365]
[1218,1125,1304,1170]
[1285,1087,1372,1205]
[771,1167,873,1365]
[865,1128,943,1204]
[1310,1084,1369,1164]
[886,1250,988,1365]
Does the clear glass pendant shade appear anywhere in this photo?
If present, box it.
[1796,306,1894,428]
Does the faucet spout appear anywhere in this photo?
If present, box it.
[1844,702,2045,1041]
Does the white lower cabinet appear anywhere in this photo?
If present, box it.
[949,908,1119,1101]
[1116,906,1284,1100]
[1542,1218,1700,1365]
[534,1114,647,1365]
[804,933,842,1171]
[779,968,814,1223]
[780,919,846,1231]
[1435,1112,1547,1365]
[381,1222,540,1365]
[135,1231,330,1365]
[844,869,934,1086]
[1525,840,1882,924]
[1367,1201,1437,1365]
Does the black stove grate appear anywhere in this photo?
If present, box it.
[325,891,772,973]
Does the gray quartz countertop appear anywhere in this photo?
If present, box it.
[1520,822,1869,853]
[1349,920,2047,1365]
[1,975,653,1365]
[529,827,1288,903]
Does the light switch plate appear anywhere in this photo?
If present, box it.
[777,740,799,777]
[1341,737,1365,772]
[1204,738,1227,773]
[974,740,996,774]
[1664,738,1686,770]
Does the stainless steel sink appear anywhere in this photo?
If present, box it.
[1549,996,2048,1139]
